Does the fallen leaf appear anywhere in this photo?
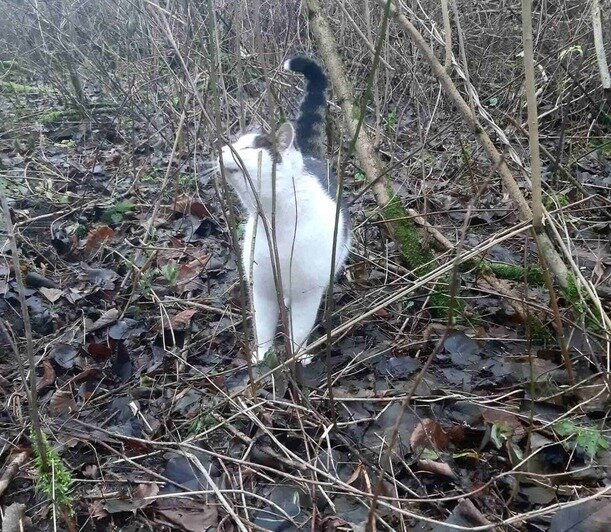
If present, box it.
[549,499,611,532]
[375,356,420,377]
[108,319,144,340]
[87,308,119,333]
[113,340,132,381]
[444,331,481,368]
[87,342,113,361]
[433,498,490,530]
[85,225,114,252]
[49,343,79,369]
[36,360,56,391]
[39,287,63,303]
[0,451,29,498]
[84,265,119,290]
[82,464,99,479]
[157,500,218,531]
[0,502,27,532]
[410,418,449,451]
[168,309,198,330]
[49,390,78,416]
[25,272,57,289]
[171,194,212,219]
[102,483,159,514]
[481,407,525,441]
[417,459,456,479]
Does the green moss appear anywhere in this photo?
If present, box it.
[381,195,456,318]
[0,80,37,93]
[382,194,434,274]
[564,273,603,332]
[564,272,580,303]
[41,110,64,125]
[544,193,569,211]
[41,109,83,125]
[430,289,465,320]
[32,430,73,514]
[480,262,544,285]
[525,316,553,342]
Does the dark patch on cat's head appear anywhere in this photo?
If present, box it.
[252,134,282,163]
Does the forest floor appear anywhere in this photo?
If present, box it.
[1,64,610,531]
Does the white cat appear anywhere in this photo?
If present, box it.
[219,56,350,364]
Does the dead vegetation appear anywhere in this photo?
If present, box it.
[0,0,610,530]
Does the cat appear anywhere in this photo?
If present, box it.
[218,55,350,365]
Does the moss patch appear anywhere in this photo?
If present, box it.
[564,273,604,332]
[382,193,434,275]
[525,316,553,342]
[0,80,38,93]
[482,262,544,285]
[41,109,84,125]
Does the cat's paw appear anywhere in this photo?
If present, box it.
[299,353,313,366]
[251,348,266,364]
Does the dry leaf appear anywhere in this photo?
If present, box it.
[39,287,63,303]
[49,390,78,416]
[410,418,449,451]
[171,194,212,219]
[87,308,119,333]
[85,225,114,252]
[36,360,56,391]
[417,459,456,478]
[157,501,218,532]
[168,309,198,330]
[101,483,159,514]
[481,407,525,441]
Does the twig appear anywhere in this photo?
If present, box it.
[0,190,48,474]
[591,0,611,90]
[380,0,570,288]
[521,0,542,232]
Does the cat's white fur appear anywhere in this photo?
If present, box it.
[220,123,349,364]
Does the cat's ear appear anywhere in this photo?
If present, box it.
[276,122,295,152]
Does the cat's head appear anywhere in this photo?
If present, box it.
[219,122,301,205]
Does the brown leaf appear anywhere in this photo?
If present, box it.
[481,407,525,441]
[410,418,449,451]
[168,309,198,330]
[39,287,63,303]
[171,194,212,219]
[176,264,200,294]
[85,225,114,252]
[87,342,113,361]
[102,483,159,514]
[157,500,218,532]
[91,500,107,519]
[49,390,78,416]
[417,459,456,478]
[36,360,56,391]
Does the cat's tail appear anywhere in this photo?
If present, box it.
[283,55,328,159]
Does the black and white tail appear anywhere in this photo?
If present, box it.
[283,55,328,159]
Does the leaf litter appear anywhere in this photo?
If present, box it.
[0,21,610,532]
